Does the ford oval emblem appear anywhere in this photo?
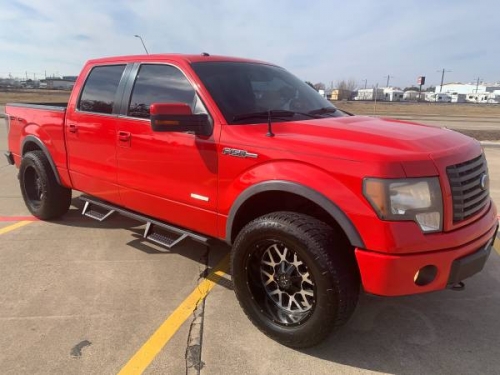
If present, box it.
[480,174,489,191]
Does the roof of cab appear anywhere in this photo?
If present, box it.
[86,53,274,66]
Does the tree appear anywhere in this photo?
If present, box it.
[314,82,326,91]
[403,86,420,92]
[425,86,436,92]
[335,78,357,92]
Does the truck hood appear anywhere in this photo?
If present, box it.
[273,115,478,164]
[252,115,484,178]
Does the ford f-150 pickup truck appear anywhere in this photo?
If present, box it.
[5,54,498,348]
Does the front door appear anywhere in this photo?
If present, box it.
[116,63,219,237]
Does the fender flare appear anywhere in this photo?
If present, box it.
[21,135,62,184]
[226,180,365,248]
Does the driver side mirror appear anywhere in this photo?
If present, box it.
[150,103,211,136]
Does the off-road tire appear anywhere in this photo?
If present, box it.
[231,211,360,348]
[19,151,72,219]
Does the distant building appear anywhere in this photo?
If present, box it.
[426,93,451,102]
[465,92,500,104]
[383,88,404,102]
[355,88,384,101]
[450,93,466,103]
[43,78,75,90]
[330,89,352,101]
[435,83,500,95]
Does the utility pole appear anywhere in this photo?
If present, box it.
[362,79,368,89]
[474,77,482,93]
[437,68,451,92]
[385,75,393,87]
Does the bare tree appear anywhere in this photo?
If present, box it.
[335,78,357,91]
[332,78,357,100]
[314,82,326,91]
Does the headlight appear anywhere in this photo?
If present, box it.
[363,177,443,233]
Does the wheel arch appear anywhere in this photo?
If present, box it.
[226,180,365,248]
[21,136,62,184]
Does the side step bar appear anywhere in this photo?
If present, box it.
[79,195,209,251]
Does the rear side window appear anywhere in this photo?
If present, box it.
[128,64,196,118]
[78,65,126,114]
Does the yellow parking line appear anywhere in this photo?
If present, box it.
[0,220,33,235]
[117,254,230,375]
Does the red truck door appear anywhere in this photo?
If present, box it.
[65,64,128,204]
[115,63,219,237]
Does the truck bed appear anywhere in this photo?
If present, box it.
[5,102,68,173]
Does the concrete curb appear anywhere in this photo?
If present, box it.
[480,141,500,149]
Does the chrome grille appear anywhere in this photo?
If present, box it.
[447,154,489,222]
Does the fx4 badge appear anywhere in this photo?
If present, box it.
[222,147,258,159]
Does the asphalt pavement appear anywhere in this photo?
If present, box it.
[0,118,499,375]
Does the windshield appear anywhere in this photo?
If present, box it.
[191,61,346,124]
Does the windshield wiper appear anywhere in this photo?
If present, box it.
[308,107,337,116]
[232,110,317,122]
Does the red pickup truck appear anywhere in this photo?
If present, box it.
[5,54,498,348]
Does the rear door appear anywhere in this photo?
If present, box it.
[115,63,219,237]
[65,64,129,204]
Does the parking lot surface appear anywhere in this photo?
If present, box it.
[1,118,499,374]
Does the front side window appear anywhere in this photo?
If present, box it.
[128,64,205,119]
[79,65,125,114]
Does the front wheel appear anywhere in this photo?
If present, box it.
[231,212,360,348]
[19,151,72,220]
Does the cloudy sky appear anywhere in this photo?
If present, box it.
[1,0,498,88]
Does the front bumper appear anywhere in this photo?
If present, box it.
[355,222,498,296]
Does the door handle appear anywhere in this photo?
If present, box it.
[68,123,78,133]
[118,131,131,141]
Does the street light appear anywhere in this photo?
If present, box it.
[134,35,149,54]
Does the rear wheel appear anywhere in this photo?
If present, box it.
[19,151,71,219]
[231,211,360,348]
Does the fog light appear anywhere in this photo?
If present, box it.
[414,265,438,286]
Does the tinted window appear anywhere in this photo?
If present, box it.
[128,64,197,118]
[79,65,125,114]
[191,62,345,124]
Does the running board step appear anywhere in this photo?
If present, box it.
[79,195,209,250]
[82,201,115,222]
[144,222,188,251]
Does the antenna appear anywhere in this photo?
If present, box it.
[266,110,275,137]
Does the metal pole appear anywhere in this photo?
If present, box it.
[134,35,149,54]
[440,69,445,92]
[437,68,451,93]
